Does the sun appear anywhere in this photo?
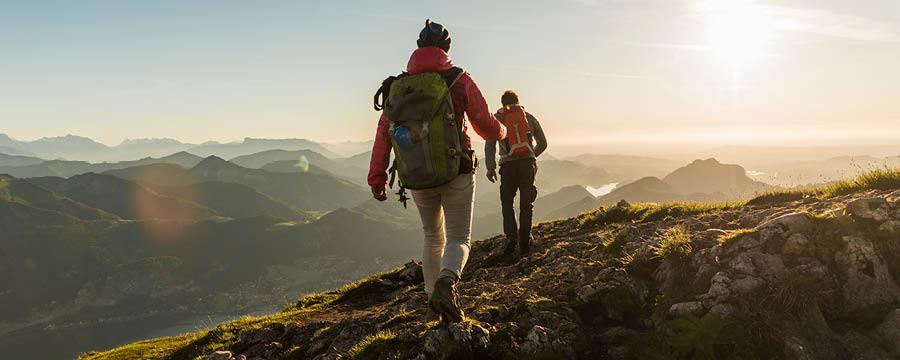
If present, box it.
[702,0,774,85]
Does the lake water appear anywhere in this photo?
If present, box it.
[586,183,618,197]
[0,308,274,360]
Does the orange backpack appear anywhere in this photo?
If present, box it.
[499,105,531,157]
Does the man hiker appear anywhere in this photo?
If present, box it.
[368,19,507,323]
[485,90,548,256]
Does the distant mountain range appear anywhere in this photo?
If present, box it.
[471,158,775,238]
[597,158,774,205]
[0,168,411,333]
[0,151,203,178]
[0,133,373,162]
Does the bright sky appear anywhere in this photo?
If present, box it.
[2,0,898,147]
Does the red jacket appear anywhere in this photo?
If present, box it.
[367,47,506,188]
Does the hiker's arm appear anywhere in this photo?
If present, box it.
[527,113,548,158]
[368,113,392,189]
[485,139,498,171]
[462,74,506,141]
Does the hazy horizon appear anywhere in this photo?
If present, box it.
[3,0,899,146]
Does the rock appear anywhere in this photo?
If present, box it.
[615,199,631,208]
[730,276,764,294]
[879,220,900,233]
[691,229,726,250]
[782,233,810,256]
[845,197,891,222]
[698,272,732,304]
[576,268,649,322]
[706,303,735,318]
[398,261,424,283]
[519,325,576,359]
[204,351,238,360]
[758,212,814,242]
[728,251,786,281]
[236,323,285,349]
[876,309,900,355]
[668,301,704,317]
[423,322,491,360]
[793,257,829,280]
[834,236,900,312]
[245,341,283,359]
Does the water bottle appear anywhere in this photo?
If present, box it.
[394,126,414,149]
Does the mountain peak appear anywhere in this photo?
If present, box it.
[195,155,229,166]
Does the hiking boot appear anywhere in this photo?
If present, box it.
[518,234,532,256]
[502,234,517,255]
[429,274,464,323]
[423,307,440,323]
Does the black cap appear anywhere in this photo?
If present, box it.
[417,19,451,52]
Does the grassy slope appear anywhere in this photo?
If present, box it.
[80,168,900,359]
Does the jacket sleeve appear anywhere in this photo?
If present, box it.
[462,73,506,141]
[367,113,392,187]
[485,140,498,170]
[527,112,548,158]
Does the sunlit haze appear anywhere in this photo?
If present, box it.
[2,0,898,151]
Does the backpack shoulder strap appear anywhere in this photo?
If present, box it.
[374,72,407,111]
[442,67,464,89]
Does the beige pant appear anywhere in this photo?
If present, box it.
[410,173,475,295]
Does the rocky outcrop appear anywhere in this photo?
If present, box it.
[108,189,900,360]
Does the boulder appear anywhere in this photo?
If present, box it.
[519,325,575,359]
[834,236,900,312]
[781,233,810,256]
[668,301,704,317]
[845,197,891,222]
[398,261,424,283]
[576,268,649,323]
[758,212,814,243]
[423,322,491,360]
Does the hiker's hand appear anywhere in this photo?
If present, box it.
[371,184,388,201]
[486,169,497,183]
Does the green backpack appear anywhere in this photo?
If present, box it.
[374,67,466,204]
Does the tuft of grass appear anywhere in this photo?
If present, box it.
[717,228,758,245]
[747,167,900,206]
[579,204,650,227]
[641,202,737,223]
[822,167,900,197]
[653,226,693,263]
[347,330,412,359]
[580,202,737,229]
[603,230,630,254]
[380,309,417,329]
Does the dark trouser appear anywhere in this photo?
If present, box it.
[499,158,538,244]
